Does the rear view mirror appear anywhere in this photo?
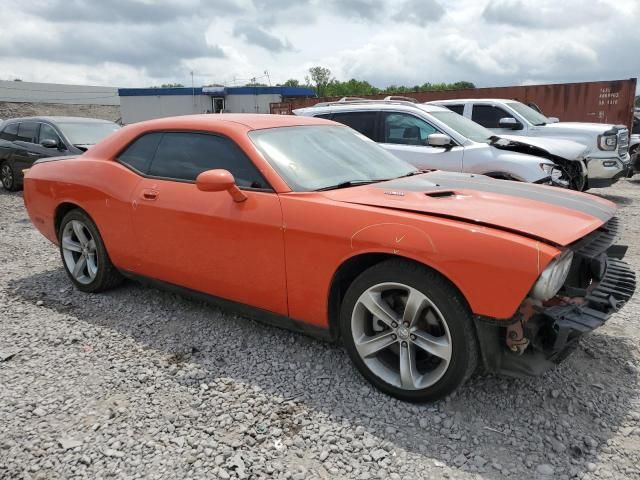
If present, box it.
[40,138,58,148]
[196,169,247,202]
[498,117,523,130]
[427,133,453,147]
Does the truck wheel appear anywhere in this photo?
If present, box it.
[58,209,123,293]
[340,259,479,402]
[1,162,18,191]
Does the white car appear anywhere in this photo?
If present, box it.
[294,98,588,189]
[430,98,631,189]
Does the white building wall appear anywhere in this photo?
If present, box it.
[0,80,119,105]
[120,95,212,124]
[224,94,282,113]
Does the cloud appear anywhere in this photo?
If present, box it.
[0,18,225,76]
[482,0,612,29]
[392,0,445,26]
[20,0,244,23]
[232,21,293,52]
[330,0,386,21]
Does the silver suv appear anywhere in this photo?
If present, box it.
[294,98,588,189]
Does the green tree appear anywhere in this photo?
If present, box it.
[308,66,333,97]
[282,79,301,87]
[635,95,640,107]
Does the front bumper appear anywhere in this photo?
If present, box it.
[475,218,636,377]
[585,155,631,187]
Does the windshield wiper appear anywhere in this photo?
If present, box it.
[534,122,547,126]
[394,169,428,178]
[315,180,383,191]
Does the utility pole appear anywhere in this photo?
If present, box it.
[264,70,271,86]
[190,71,195,112]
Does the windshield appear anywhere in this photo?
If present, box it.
[507,102,550,126]
[249,125,417,191]
[428,110,494,143]
[57,121,120,145]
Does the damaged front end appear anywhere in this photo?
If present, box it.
[476,217,636,377]
[491,136,588,190]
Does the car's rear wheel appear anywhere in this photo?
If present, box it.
[1,162,18,191]
[58,209,123,293]
[340,259,478,402]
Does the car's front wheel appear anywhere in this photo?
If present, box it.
[58,209,123,293]
[340,259,478,402]
[1,161,18,191]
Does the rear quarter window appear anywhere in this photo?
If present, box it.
[117,133,163,174]
[0,123,19,141]
[444,104,465,115]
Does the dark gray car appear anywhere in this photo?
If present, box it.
[0,116,120,191]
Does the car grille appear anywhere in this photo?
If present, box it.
[618,128,629,159]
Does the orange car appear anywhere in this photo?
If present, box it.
[23,114,636,402]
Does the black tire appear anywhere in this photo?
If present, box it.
[58,209,123,293]
[340,258,479,402]
[1,161,19,191]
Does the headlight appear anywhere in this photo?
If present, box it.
[530,249,574,301]
[540,163,563,183]
[598,134,617,151]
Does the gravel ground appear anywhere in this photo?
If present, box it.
[1,179,640,480]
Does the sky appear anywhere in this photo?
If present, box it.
[0,0,638,91]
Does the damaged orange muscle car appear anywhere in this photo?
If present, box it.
[23,114,636,402]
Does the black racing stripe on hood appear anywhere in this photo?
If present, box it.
[378,172,613,222]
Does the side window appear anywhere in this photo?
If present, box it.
[148,132,269,189]
[471,105,511,128]
[445,104,465,115]
[38,123,63,146]
[0,123,18,141]
[16,122,39,143]
[382,113,437,146]
[314,113,333,120]
[117,132,163,174]
[331,112,377,140]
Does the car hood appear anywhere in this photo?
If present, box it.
[540,122,624,134]
[321,171,615,246]
[492,134,588,161]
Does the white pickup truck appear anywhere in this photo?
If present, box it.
[431,99,631,189]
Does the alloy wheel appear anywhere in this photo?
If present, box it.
[1,164,13,189]
[61,220,98,285]
[351,282,452,390]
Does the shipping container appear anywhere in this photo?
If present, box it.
[277,78,638,130]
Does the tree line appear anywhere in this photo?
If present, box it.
[279,66,475,97]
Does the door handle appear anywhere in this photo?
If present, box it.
[141,189,159,201]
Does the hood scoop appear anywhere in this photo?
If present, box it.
[425,190,456,198]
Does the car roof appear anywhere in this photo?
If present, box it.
[132,113,333,131]
[296,102,451,114]
[2,116,116,124]
[431,99,518,104]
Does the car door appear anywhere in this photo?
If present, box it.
[36,122,69,157]
[379,112,464,171]
[471,104,522,135]
[124,131,289,315]
[11,122,45,174]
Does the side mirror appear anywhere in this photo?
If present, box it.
[40,138,59,148]
[196,169,247,202]
[547,117,560,124]
[427,133,453,147]
[498,117,523,130]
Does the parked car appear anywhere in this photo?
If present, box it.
[0,116,120,191]
[294,98,588,190]
[630,110,640,174]
[22,114,635,401]
[430,99,631,189]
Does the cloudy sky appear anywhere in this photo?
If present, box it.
[0,0,638,90]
